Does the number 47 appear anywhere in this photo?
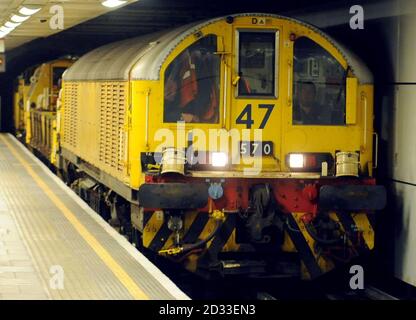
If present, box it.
[236,104,275,129]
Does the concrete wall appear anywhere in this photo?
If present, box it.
[295,0,416,287]
[387,8,416,287]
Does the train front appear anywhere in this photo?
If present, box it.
[137,14,386,279]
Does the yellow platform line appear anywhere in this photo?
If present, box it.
[1,135,148,300]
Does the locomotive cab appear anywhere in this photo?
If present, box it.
[60,14,386,279]
[139,15,386,278]
[153,16,373,177]
[17,58,75,166]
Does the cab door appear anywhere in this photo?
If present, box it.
[229,20,282,171]
[282,33,351,173]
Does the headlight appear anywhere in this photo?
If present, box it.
[211,152,228,167]
[288,153,304,168]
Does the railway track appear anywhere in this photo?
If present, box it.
[362,286,398,300]
[69,173,399,301]
[325,286,398,300]
[149,257,400,300]
[257,285,399,301]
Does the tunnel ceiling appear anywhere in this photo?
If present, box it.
[0,0,399,131]
[4,0,364,54]
[4,0,389,63]
[1,0,137,51]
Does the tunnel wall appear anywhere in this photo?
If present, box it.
[382,11,416,287]
[1,0,415,287]
[295,0,416,287]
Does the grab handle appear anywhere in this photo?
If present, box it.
[287,60,292,106]
[373,132,379,169]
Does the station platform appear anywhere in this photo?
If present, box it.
[0,133,189,300]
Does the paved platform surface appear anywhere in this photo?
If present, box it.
[0,133,189,300]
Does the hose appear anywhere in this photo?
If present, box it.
[304,221,342,245]
[159,210,224,256]
[181,219,221,254]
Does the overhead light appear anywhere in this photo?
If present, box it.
[11,14,30,23]
[0,31,7,38]
[19,6,42,16]
[101,0,127,8]
[0,26,12,34]
[5,21,21,29]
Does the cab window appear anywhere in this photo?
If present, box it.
[53,67,66,88]
[293,37,346,125]
[238,31,277,97]
[164,35,220,123]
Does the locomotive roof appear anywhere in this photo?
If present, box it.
[63,13,373,84]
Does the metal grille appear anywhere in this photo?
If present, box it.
[63,83,78,149]
[99,82,127,173]
[29,110,53,158]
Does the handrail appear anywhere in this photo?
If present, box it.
[373,132,379,169]
[362,93,367,150]
[222,55,228,129]
[287,60,292,107]
[145,89,151,149]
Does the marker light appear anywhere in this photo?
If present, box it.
[5,21,21,29]
[11,14,30,23]
[101,0,127,8]
[289,154,304,168]
[211,152,228,167]
[19,7,41,16]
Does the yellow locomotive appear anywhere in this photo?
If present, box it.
[13,68,33,137]
[21,13,385,279]
[13,58,74,165]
